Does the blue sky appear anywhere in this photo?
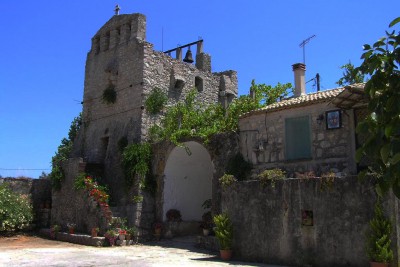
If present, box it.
[0,1,398,178]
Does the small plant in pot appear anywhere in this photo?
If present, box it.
[91,227,99,237]
[213,213,233,261]
[126,226,137,241]
[50,224,60,239]
[366,198,393,267]
[105,229,117,246]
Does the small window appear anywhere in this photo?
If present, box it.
[174,79,185,90]
[285,116,311,160]
[195,76,203,92]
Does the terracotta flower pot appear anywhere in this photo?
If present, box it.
[69,228,75,234]
[220,249,233,261]
[155,228,162,236]
[370,262,389,267]
[119,234,125,241]
[91,229,98,237]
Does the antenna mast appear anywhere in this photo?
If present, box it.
[299,35,316,64]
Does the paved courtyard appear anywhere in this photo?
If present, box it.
[0,234,289,267]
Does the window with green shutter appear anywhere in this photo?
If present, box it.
[285,116,311,160]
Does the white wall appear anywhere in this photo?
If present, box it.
[163,141,213,221]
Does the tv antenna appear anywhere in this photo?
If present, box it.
[299,35,316,64]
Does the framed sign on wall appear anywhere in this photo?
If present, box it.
[326,110,342,130]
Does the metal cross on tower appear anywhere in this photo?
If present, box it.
[299,35,316,64]
[114,4,121,15]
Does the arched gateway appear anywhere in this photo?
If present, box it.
[163,141,213,221]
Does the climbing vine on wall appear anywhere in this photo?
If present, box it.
[49,113,82,190]
[145,87,168,114]
[148,81,292,147]
[102,85,117,104]
[122,142,156,194]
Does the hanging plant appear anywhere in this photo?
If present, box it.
[102,85,117,104]
[145,87,168,114]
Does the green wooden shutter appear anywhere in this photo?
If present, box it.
[285,116,311,160]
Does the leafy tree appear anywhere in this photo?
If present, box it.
[356,17,400,197]
[0,183,33,232]
[49,113,82,189]
[250,79,293,106]
[336,61,366,86]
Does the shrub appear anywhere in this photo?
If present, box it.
[366,198,393,263]
[258,168,286,188]
[145,88,168,114]
[166,209,182,222]
[219,174,237,188]
[0,183,33,232]
[213,213,233,250]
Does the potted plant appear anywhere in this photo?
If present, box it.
[118,229,127,240]
[67,223,76,234]
[366,198,393,267]
[126,227,137,241]
[213,213,233,261]
[105,229,117,246]
[200,210,213,236]
[50,224,60,239]
[153,222,163,239]
[91,227,99,237]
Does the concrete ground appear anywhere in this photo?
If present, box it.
[0,234,290,267]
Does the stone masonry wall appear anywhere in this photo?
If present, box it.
[51,158,110,235]
[0,177,52,228]
[221,177,400,267]
[239,101,357,177]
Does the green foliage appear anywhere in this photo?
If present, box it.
[0,183,33,232]
[117,136,128,153]
[258,168,286,188]
[145,88,168,114]
[102,85,117,104]
[213,213,233,250]
[366,199,393,263]
[49,113,82,190]
[132,195,143,203]
[73,173,87,190]
[219,174,237,188]
[336,61,366,86]
[226,153,252,181]
[149,81,292,146]
[250,79,293,106]
[122,142,152,187]
[355,17,400,198]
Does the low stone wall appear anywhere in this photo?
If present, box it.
[0,177,52,228]
[221,176,400,267]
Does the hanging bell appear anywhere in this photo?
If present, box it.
[183,48,194,63]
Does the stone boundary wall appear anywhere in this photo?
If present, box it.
[221,176,400,267]
[0,177,52,228]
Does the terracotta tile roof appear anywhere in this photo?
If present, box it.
[240,87,344,118]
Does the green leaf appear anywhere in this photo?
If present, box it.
[384,125,393,138]
[389,17,400,28]
[390,153,400,165]
[355,148,365,163]
[380,144,391,164]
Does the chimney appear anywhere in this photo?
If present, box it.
[292,63,306,97]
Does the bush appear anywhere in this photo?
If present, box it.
[0,183,33,232]
[258,168,286,188]
[366,198,393,263]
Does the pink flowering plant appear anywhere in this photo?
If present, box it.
[74,174,112,222]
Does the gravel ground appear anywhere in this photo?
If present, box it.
[0,234,290,267]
